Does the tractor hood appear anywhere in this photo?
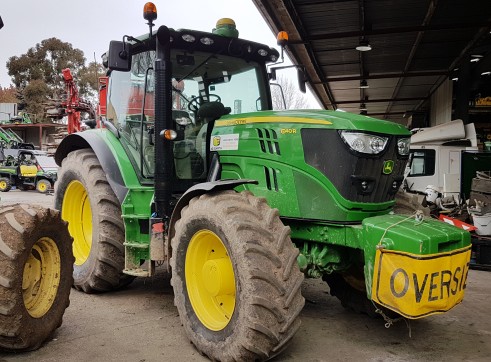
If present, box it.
[217,110,411,136]
[214,109,411,222]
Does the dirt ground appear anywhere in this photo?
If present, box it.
[1,190,490,362]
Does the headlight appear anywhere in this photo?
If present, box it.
[397,138,410,155]
[182,34,196,42]
[200,37,214,45]
[340,131,388,154]
[258,49,268,56]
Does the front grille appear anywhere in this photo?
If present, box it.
[302,129,408,203]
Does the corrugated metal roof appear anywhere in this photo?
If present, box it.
[253,0,491,124]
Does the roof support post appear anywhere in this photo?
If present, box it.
[454,56,471,124]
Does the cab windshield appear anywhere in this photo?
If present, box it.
[107,50,268,128]
[106,49,269,182]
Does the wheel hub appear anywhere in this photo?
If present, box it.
[185,229,236,331]
[201,258,235,297]
[62,180,92,265]
[22,237,61,318]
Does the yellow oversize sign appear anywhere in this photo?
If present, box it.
[371,246,471,319]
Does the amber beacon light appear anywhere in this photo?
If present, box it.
[144,2,157,22]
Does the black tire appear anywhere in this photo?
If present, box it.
[171,190,305,361]
[54,149,133,293]
[0,204,73,351]
[36,179,51,194]
[0,177,11,192]
[324,270,398,319]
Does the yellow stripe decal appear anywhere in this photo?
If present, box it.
[215,117,332,127]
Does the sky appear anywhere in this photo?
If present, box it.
[0,0,319,107]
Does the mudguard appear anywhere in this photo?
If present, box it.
[54,132,128,203]
[167,179,259,261]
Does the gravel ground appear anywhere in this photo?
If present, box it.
[0,189,55,207]
[0,190,490,362]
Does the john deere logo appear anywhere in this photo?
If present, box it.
[383,160,394,174]
[212,136,221,147]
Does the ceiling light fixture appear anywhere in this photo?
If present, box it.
[481,71,491,76]
[470,58,480,63]
[356,39,372,51]
[359,79,369,88]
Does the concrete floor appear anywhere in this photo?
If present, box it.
[1,190,490,361]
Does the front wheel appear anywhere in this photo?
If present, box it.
[171,190,304,361]
[0,204,73,351]
[0,177,11,192]
[36,179,51,194]
[324,269,399,319]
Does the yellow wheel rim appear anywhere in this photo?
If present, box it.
[62,180,92,266]
[37,182,47,192]
[185,230,236,331]
[0,180,6,190]
[22,237,61,318]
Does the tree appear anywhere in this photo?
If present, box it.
[0,85,18,103]
[6,38,92,121]
[22,79,50,122]
[271,75,311,110]
[78,61,105,102]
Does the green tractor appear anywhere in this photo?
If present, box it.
[2,4,472,359]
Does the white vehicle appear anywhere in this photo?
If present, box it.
[405,119,481,201]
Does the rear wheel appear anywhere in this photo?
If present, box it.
[36,179,51,194]
[171,190,304,361]
[0,204,73,351]
[0,177,11,192]
[54,149,133,293]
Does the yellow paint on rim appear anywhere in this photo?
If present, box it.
[185,230,236,331]
[215,116,332,127]
[0,180,7,190]
[62,180,92,266]
[37,182,47,192]
[22,237,61,318]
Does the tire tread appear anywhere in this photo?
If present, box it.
[54,149,131,293]
[171,190,304,361]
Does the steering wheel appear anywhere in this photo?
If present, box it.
[187,94,221,112]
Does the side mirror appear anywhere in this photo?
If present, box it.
[0,16,4,30]
[108,41,132,72]
[297,68,306,93]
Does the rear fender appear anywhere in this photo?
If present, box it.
[55,133,127,203]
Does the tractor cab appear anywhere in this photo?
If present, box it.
[104,17,278,194]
